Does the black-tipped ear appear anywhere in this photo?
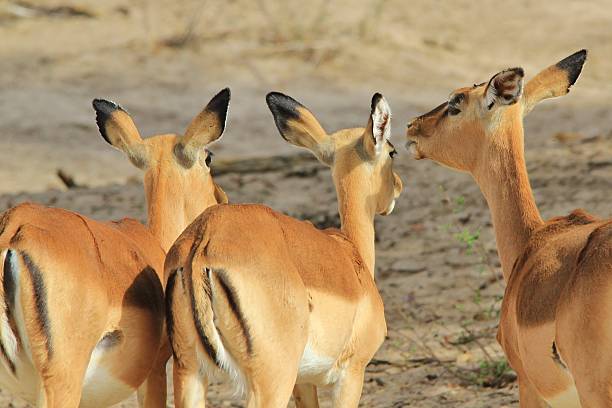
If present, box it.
[265,92,331,164]
[92,99,126,145]
[175,88,231,168]
[205,87,231,135]
[91,98,149,168]
[370,92,383,114]
[556,49,587,87]
[266,92,302,140]
[523,49,588,116]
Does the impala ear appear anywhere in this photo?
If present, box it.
[363,93,391,159]
[174,88,231,168]
[523,49,587,116]
[484,67,524,110]
[93,99,151,169]
[266,92,333,165]
[213,182,228,204]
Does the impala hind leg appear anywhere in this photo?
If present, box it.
[35,360,88,408]
[293,384,319,407]
[246,378,295,408]
[517,376,549,408]
[244,356,301,408]
[167,269,208,408]
[173,361,207,408]
[137,340,172,408]
[36,385,82,408]
[331,367,365,408]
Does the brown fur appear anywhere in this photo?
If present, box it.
[0,90,230,407]
[167,93,402,407]
[407,50,612,407]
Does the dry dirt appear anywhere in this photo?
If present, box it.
[0,0,610,406]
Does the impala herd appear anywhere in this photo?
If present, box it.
[0,49,609,408]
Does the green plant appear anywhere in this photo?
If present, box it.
[471,358,514,388]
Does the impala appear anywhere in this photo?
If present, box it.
[0,88,230,407]
[165,92,403,407]
[407,50,612,407]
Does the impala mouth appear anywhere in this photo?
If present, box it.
[381,199,396,216]
[405,140,423,160]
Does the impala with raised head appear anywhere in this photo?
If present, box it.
[0,88,230,407]
[407,50,612,407]
[166,92,402,407]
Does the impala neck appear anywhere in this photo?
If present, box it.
[145,176,217,253]
[334,167,377,276]
[147,200,186,254]
[472,119,543,281]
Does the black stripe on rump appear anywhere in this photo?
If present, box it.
[214,269,253,355]
[21,252,53,358]
[1,250,17,373]
[165,269,179,358]
[188,267,219,366]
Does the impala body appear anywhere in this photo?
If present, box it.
[0,89,230,407]
[166,92,402,407]
[407,50,612,407]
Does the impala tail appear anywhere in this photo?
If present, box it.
[0,248,20,376]
[0,208,54,385]
[166,235,248,396]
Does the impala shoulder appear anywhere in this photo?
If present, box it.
[576,220,612,266]
[556,208,598,225]
[512,211,607,328]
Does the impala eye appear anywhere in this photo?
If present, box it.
[448,93,465,116]
[448,106,461,116]
[389,149,397,159]
[205,150,214,167]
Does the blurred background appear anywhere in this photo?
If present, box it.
[1,1,610,406]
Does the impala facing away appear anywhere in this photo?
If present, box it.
[407,50,612,407]
[165,92,403,407]
[0,89,230,407]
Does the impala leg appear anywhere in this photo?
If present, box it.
[575,382,611,408]
[246,382,294,408]
[173,359,207,408]
[168,269,208,408]
[293,384,319,407]
[138,339,172,408]
[567,345,611,407]
[35,365,87,408]
[517,376,549,408]
[331,367,365,408]
[245,363,298,408]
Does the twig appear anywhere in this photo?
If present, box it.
[56,169,82,189]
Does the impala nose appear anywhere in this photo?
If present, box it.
[406,119,420,137]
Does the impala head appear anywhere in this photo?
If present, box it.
[266,92,403,216]
[92,88,230,249]
[405,50,587,172]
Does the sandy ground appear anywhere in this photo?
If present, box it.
[0,0,611,406]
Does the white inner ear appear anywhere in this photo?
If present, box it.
[485,72,524,110]
[372,98,391,153]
